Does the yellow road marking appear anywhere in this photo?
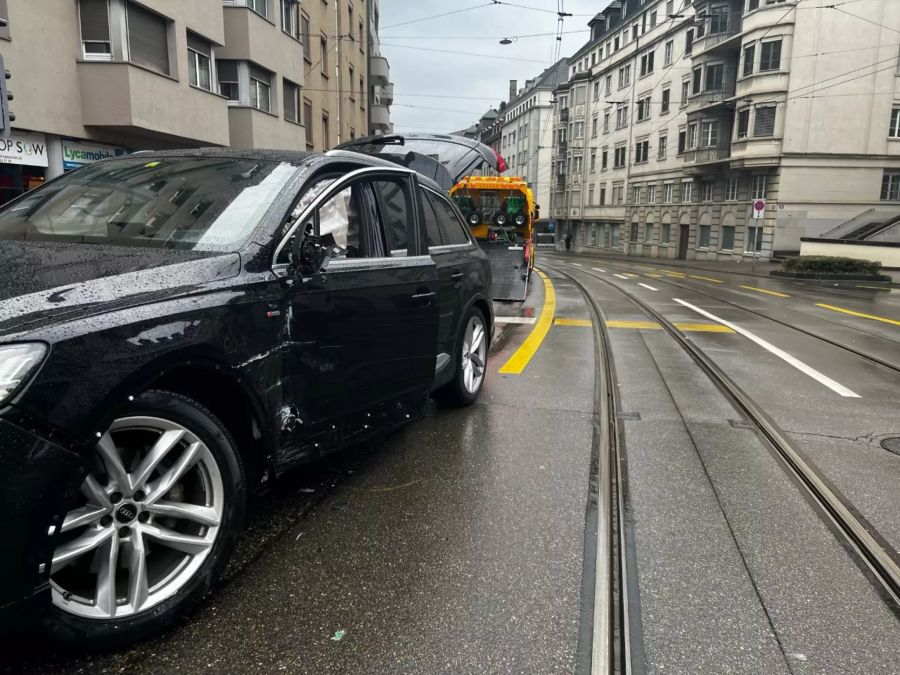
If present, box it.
[555,318,593,327]
[623,273,639,278]
[606,320,734,333]
[688,274,724,284]
[666,272,686,278]
[739,285,790,298]
[645,273,663,278]
[633,265,656,271]
[675,323,734,333]
[498,269,556,374]
[815,303,900,327]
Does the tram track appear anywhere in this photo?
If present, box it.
[548,262,900,647]
[563,255,900,376]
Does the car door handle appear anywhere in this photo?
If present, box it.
[451,271,464,281]
[411,291,436,301]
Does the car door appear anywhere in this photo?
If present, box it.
[421,187,478,381]
[275,167,439,454]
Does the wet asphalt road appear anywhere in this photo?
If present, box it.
[6,251,900,673]
[4,278,598,674]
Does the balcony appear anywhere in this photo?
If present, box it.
[221,5,304,84]
[370,103,391,131]
[370,56,390,86]
[683,144,731,172]
[78,61,230,147]
[691,27,742,56]
[380,83,394,106]
[688,86,736,113]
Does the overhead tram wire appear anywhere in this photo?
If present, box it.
[378,43,551,64]
[380,2,495,30]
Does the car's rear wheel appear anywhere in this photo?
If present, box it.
[45,390,245,648]
[436,307,488,407]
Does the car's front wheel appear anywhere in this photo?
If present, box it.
[436,307,488,406]
[45,390,245,648]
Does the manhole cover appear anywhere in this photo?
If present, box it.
[881,437,900,456]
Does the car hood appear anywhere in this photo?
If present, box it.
[0,240,241,338]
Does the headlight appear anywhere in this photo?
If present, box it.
[0,343,46,405]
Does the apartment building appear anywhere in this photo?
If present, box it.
[551,0,900,260]
[0,0,391,205]
[367,0,393,136]
[498,60,568,220]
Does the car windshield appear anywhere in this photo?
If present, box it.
[0,157,300,251]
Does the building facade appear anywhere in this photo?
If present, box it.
[551,0,900,260]
[0,0,391,205]
[498,61,567,221]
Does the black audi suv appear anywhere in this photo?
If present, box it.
[0,148,492,646]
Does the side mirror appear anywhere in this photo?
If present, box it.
[296,232,341,277]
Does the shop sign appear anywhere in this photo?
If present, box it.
[0,131,49,167]
[63,140,128,170]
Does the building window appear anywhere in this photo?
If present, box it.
[245,0,268,18]
[752,174,767,200]
[283,79,300,122]
[600,186,607,205]
[618,64,631,89]
[725,177,739,201]
[640,50,654,77]
[605,75,612,96]
[614,145,626,168]
[737,109,750,139]
[706,64,724,91]
[303,98,314,148]
[348,2,354,41]
[701,181,714,202]
[359,19,365,51]
[664,40,674,66]
[127,2,170,74]
[217,60,239,101]
[680,79,690,108]
[603,111,610,134]
[754,105,776,137]
[648,185,657,204]
[591,116,598,138]
[661,223,671,244]
[658,134,667,160]
[301,11,311,61]
[688,122,699,149]
[590,149,597,172]
[721,226,735,250]
[593,81,601,101]
[890,108,900,138]
[701,121,719,147]
[682,181,694,203]
[320,33,328,76]
[322,111,330,148]
[709,4,729,34]
[601,150,608,170]
[250,65,272,112]
[692,67,702,95]
[645,223,654,242]
[637,95,651,122]
[281,0,298,38]
[589,184,595,206]
[348,65,355,100]
[664,183,673,203]
[747,225,763,253]
[678,129,687,154]
[79,0,111,60]
[743,44,755,77]
[661,88,670,114]
[616,104,628,129]
[760,39,782,72]
[881,171,900,200]
[685,27,693,55]
[360,76,365,108]
[187,33,212,91]
[635,139,650,164]
[698,224,711,247]
[630,222,639,241]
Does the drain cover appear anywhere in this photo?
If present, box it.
[881,437,900,456]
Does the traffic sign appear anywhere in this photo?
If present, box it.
[752,199,766,220]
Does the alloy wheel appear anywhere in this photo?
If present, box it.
[461,314,487,394]
[50,416,224,619]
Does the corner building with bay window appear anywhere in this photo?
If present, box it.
[550,0,900,260]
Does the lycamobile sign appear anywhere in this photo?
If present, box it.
[63,140,127,169]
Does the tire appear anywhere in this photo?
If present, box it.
[44,390,246,649]
[468,211,482,226]
[493,212,508,227]
[514,211,527,226]
[435,307,488,407]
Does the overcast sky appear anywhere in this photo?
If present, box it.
[379,1,609,134]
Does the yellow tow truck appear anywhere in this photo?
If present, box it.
[450,175,537,301]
